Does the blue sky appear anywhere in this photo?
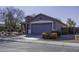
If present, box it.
[0,6,79,26]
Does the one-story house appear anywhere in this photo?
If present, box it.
[24,13,67,35]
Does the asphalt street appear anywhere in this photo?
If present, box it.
[0,39,79,52]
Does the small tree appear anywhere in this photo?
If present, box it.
[67,18,76,27]
[66,18,76,34]
[2,7,25,32]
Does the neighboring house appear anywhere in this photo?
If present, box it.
[24,13,67,35]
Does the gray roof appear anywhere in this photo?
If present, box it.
[34,13,67,26]
[25,13,67,26]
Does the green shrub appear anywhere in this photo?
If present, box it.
[42,31,61,40]
[49,33,57,39]
[51,31,61,37]
[61,28,69,35]
[42,32,49,39]
[61,27,75,35]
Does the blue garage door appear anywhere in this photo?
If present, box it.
[31,23,52,35]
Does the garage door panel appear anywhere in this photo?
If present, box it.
[31,23,52,35]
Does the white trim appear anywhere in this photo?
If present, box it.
[29,20,54,34]
[31,20,53,24]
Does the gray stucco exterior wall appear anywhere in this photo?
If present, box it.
[53,21,66,31]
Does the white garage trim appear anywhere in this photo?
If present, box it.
[31,20,53,24]
[28,20,54,34]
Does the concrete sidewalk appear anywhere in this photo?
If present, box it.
[15,35,79,47]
